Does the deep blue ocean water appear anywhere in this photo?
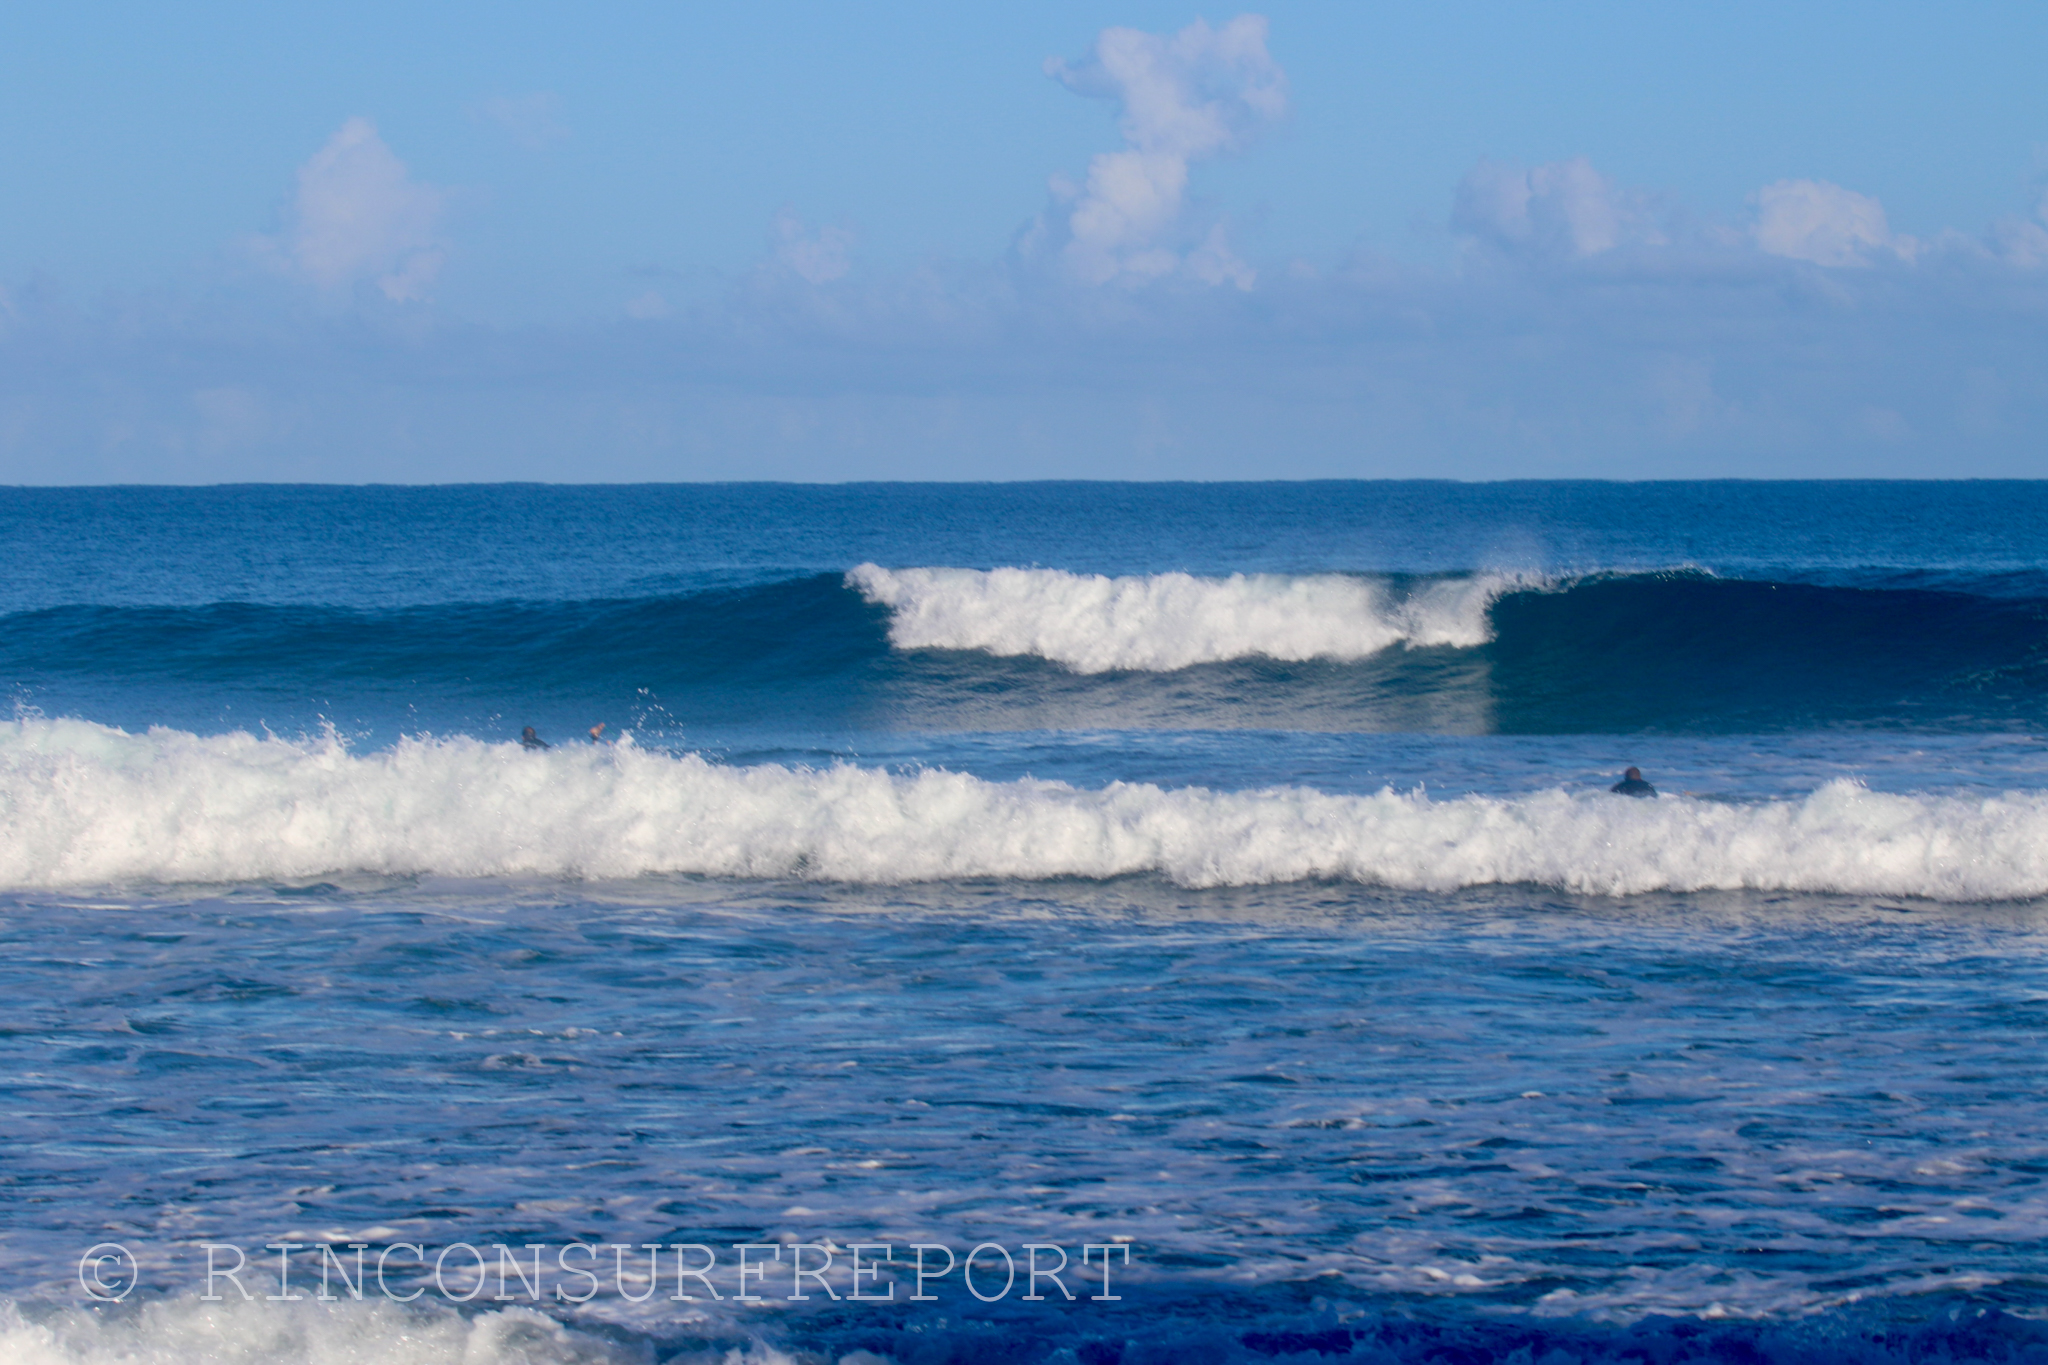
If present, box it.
[6,482,2048,1364]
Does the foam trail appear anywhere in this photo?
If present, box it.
[847,565,1509,671]
[4,720,2047,899]
[0,1297,656,1365]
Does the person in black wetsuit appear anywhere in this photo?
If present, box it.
[1610,766,1657,798]
[521,727,549,750]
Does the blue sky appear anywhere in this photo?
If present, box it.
[3,2,2047,481]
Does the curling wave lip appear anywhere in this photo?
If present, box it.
[846,564,1526,672]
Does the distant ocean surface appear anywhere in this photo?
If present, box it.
[7,482,2048,1364]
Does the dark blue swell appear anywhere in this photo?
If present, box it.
[1488,573,2048,731]
[3,572,2044,735]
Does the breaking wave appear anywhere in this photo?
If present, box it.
[4,719,2046,899]
[846,565,1511,672]
[6,569,2047,732]
[0,1298,651,1365]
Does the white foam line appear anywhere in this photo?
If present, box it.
[0,1296,655,1365]
[847,565,1519,672]
[2,721,2044,900]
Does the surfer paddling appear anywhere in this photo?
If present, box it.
[520,726,550,750]
[1609,766,1657,798]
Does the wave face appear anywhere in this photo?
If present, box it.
[1487,573,2048,731]
[6,719,2045,897]
[8,568,2044,735]
[847,564,1506,671]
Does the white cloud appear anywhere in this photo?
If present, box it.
[1044,15,1285,289]
[266,117,446,301]
[1453,157,1663,258]
[1184,223,1257,289]
[1752,179,1914,267]
[1988,190,2048,267]
[773,211,854,284]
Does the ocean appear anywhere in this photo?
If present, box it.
[6,481,2048,1364]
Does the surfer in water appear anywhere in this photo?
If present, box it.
[1610,766,1657,798]
[520,726,549,750]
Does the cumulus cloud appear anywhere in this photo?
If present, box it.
[29,43,2048,482]
[1452,161,1948,273]
[773,211,854,284]
[1986,190,2048,267]
[1752,179,1915,267]
[1044,15,1285,288]
[13,216,2048,483]
[1453,157,1666,259]
[262,117,446,301]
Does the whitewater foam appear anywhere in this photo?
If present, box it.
[0,1297,656,1365]
[846,566,1510,671]
[3,720,2046,899]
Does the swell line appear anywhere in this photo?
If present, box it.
[4,570,2045,734]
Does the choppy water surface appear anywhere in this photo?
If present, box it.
[9,882,2048,1357]
[5,483,2048,1362]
